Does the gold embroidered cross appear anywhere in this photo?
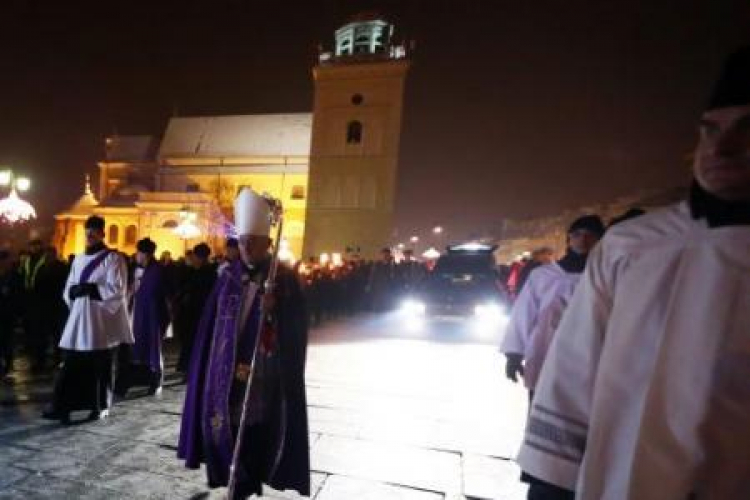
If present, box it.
[211,412,224,431]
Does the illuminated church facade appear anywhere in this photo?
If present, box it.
[54,13,410,260]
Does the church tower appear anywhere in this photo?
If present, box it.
[303,12,411,259]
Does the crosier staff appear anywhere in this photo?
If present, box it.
[227,195,284,500]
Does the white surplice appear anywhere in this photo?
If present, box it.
[501,262,582,390]
[517,201,750,499]
[59,249,134,351]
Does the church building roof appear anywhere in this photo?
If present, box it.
[105,135,159,162]
[158,113,312,159]
[62,176,99,215]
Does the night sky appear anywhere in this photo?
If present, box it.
[1,0,748,239]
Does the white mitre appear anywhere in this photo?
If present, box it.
[234,187,271,236]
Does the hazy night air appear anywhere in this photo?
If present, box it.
[0,0,748,239]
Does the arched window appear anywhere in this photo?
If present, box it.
[162,220,178,229]
[124,225,138,246]
[108,225,119,245]
[346,121,363,144]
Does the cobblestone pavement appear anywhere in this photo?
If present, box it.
[0,313,529,499]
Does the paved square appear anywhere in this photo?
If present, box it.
[0,315,529,499]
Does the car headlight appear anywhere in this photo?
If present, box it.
[474,303,505,320]
[401,299,426,316]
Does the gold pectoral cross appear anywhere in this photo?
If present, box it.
[211,412,224,439]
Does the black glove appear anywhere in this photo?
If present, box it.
[68,284,84,301]
[505,353,525,383]
[79,283,102,301]
[69,283,101,301]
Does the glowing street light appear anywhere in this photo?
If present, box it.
[433,226,443,235]
[0,169,36,224]
[410,235,419,244]
[0,188,36,224]
[15,177,31,192]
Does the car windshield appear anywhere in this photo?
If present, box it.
[429,254,497,286]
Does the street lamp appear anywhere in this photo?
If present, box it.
[410,235,419,244]
[432,226,443,235]
[0,169,36,224]
[15,177,31,192]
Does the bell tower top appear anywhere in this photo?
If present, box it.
[320,11,409,64]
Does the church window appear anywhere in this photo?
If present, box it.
[124,225,138,246]
[354,33,370,54]
[108,225,119,245]
[346,121,363,144]
[162,220,178,229]
[340,40,351,51]
[351,94,364,105]
[291,186,305,200]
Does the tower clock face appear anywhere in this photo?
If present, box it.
[351,94,364,105]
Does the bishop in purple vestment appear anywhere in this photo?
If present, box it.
[177,189,310,499]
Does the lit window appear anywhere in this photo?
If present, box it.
[108,225,119,245]
[291,186,305,200]
[346,121,363,144]
[124,225,138,245]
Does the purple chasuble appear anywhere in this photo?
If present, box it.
[177,259,311,496]
[201,265,261,486]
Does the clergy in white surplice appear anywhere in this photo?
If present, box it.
[517,46,750,500]
[501,215,605,395]
[43,215,133,424]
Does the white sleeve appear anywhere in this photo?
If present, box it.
[98,254,128,314]
[63,261,77,308]
[500,271,541,356]
[516,243,614,490]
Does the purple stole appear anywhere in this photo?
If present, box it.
[200,264,262,485]
[80,248,111,284]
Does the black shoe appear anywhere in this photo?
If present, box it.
[42,409,70,424]
[41,409,61,420]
